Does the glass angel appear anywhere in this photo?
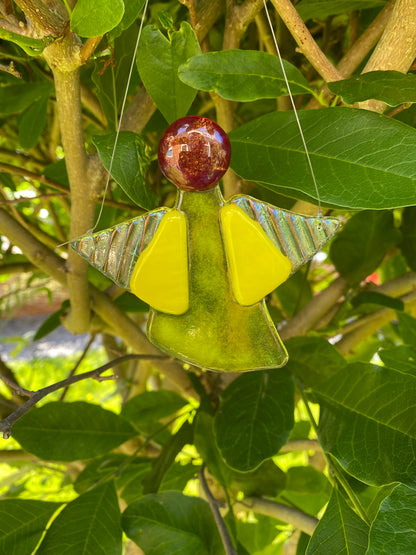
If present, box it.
[71,117,340,372]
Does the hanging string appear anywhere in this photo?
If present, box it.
[56,0,150,250]
[262,0,322,216]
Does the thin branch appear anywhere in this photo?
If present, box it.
[270,0,343,82]
[234,497,318,535]
[0,192,69,205]
[59,335,96,400]
[0,262,35,275]
[280,277,348,341]
[199,464,237,555]
[0,354,168,438]
[280,439,321,453]
[80,36,103,64]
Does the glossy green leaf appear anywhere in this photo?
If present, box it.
[93,131,157,209]
[229,107,416,209]
[37,482,122,555]
[108,0,146,39]
[178,50,313,102]
[142,421,193,494]
[136,22,201,123]
[398,312,416,347]
[121,390,188,429]
[18,95,49,150]
[0,499,60,555]
[0,82,51,116]
[194,411,232,487]
[400,206,416,271]
[297,0,386,20]
[330,210,401,284]
[237,514,283,555]
[71,0,124,38]
[367,484,416,554]
[307,489,369,554]
[215,370,294,471]
[329,71,416,106]
[378,345,416,375]
[351,291,404,311]
[122,491,225,555]
[12,401,136,461]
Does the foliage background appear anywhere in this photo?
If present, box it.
[1,0,416,553]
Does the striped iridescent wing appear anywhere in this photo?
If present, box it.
[227,195,341,273]
[70,209,167,289]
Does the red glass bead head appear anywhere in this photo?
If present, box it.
[158,116,231,192]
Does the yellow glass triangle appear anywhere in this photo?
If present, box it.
[220,204,292,306]
[129,210,189,315]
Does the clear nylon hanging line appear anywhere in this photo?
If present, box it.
[56,0,150,249]
[262,0,323,216]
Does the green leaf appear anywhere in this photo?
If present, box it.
[44,159,69,187]
[237,514,283,555]
[137,22,201,123]
[194,411,232,487]
[122,491,225,555]
[229,107,416,209]
[350,291,404,312]
[297,0,386,20]
[159,462,197,492]
[306,489,369,554]
[318,400,416,487]
[18,95,49,150]
[142,420,193,494]
[37,482,122,555]
[288,339,416,486]
[330,211,401,284]
[33,300,69,340]
[398,312,416,348]
[0,82,51,116]
[282,466,330,515]
[367,484,416,554]
[400,206,416,271]
[115,291,149,312]
[121,390,188,429]
[93,131,157,209]
[215,370,294,471]
[232,460,287,497]
[378,345,416,375]
[178,50,313,102]
[12,401,136,461]
[0,27,47,56]
[296,360,416,440]
[71,0,124,38]
[328,71,416,106]
[0,499,60,555]
[108,0,146,39]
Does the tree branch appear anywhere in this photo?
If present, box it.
[13,0,67,37]
[359,0,416,112]
[280,277,348,340]
[270,0,342,82]
[44,35,95,333]
[234,497,318,535]
[0,354,168,438]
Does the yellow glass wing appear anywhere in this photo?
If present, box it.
[220,204,292,306]
[129,210,189,315]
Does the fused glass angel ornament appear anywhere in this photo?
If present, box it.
[72,117,340,372]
